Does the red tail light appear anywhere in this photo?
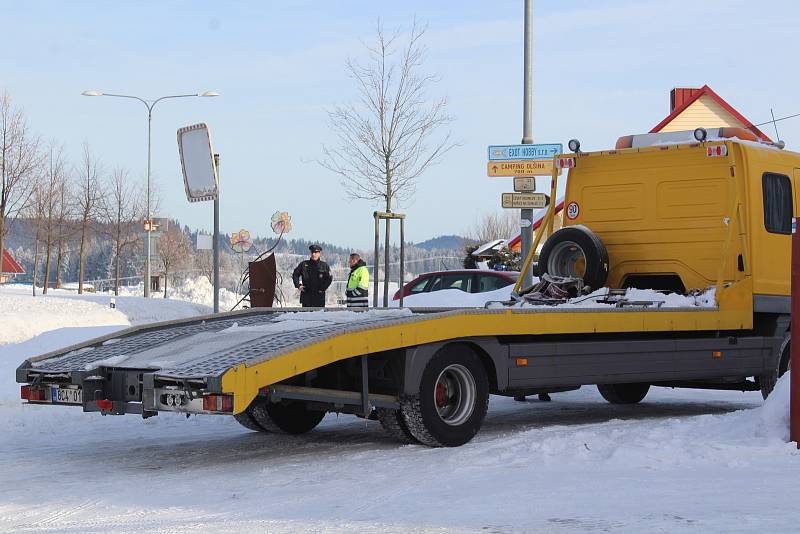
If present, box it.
[21,386,46,401]
[96,399,113,411]
[203,394,233,412]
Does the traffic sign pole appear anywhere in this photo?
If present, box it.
[520,0,534,289]
[213,154,220,314]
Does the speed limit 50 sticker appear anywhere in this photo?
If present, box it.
[566,201,580,220]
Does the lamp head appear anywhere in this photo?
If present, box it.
[81,90,104,97]
[693,128,708,142]
[199,91,219,97]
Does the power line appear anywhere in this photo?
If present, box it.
[753,112,800,128]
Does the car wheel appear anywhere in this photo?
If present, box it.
[248,398,326,434]
[400,345,489,447]
[760,334,790,399]
[597,383,650,404]
[539,225,609,290]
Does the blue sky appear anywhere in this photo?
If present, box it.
[3,1,798,249]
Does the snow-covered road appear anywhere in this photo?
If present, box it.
[0,287,796,533]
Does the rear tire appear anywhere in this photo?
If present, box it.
[539,225,609,290]
[760,334,790,399]
[597,383,650,404]
[401,345,489,447]
[248,399,326,434]
[376,408,418,444]
[234,411,267,432]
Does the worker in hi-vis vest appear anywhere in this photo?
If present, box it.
[345,253,369,308]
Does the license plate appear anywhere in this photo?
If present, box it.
[51,387,82,404]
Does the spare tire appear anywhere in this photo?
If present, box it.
[538,225,609,290]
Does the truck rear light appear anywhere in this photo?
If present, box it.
[706,145,728,157]
[21,386,46,401]
[556,157,575,169]
[202,394,233,412]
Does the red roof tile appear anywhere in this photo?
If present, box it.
[2,249,25,274]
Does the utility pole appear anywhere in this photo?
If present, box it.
[213,154,220,314]
[520,0,535,288]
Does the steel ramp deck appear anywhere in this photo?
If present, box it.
[21,309,420,381]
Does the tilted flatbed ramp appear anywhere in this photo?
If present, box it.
[17,300,750,415]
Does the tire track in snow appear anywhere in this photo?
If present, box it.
[17,499,99,530]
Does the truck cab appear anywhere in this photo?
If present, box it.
[551,128,798,311]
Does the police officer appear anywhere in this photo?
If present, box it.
[345,253,369,308]
[292,244,332,307]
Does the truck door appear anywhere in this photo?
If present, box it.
[753,171,794,296]
[794,169,800,216]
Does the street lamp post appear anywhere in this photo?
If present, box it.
[82,90,218,297]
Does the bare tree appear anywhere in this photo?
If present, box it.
[194,248,213,284]
[26,178,47,296]
[467,211,520,245]
[156,222,191,298]
[100,168,142,295]
[75,141,104,293]
[41,143,68,294]
[53,174,75,288]
[320,21,456,303]
[0,92,40,277]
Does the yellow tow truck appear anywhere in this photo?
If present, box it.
[18,127,796,447]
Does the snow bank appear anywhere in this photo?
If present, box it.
[0,288,129,346]
[732,371,791,442]
[112,276,239,313]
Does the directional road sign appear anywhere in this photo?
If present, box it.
[488,143,563,161]
[488,160,559,177]
[501,192,548,209]
[514,177,536,191]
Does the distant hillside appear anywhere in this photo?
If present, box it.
[412,235,466,251]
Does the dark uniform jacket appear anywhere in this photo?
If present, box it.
[292,259,332,307]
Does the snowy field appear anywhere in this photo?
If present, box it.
[0,285,797,533]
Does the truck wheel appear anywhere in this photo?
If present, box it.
[760,334,790,399]
[233,411,267,432]
[401,346,489,447]
[248,399,326,434]
[376,408,418,444]
[539,225,609,290]
[597,383,650,404]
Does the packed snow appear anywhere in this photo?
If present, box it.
[396,283,717,309]
[0,284,796,533]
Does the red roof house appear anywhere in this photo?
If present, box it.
[650,85,771,142]
[1,249,25,282]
